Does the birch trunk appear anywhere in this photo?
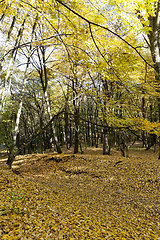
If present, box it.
[6,16,38,167]
[1,17,26,116]
[0,58,13,115]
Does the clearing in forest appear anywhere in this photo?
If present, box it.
[0,147,160,239]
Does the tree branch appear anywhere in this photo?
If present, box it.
[55,0,153,68]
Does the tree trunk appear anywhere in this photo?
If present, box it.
[74,108,79,154]
[6,147,15,169]
[103,126,110,155]
[158,99,160,159]
[142,96,147,148]
[64,105,71,149]
[44,91,62,154]
[147,3,160,157]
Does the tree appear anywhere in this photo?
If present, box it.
[2,0,160,167]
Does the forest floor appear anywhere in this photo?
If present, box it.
[0,146,160,239]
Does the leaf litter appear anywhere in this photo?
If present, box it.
[0,148,160,239]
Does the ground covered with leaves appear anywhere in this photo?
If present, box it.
[0,147,160,239]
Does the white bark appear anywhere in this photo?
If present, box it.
[13,100,23,145]
[45,91,52,120]
[0,58,13,114]
[12,69,28,146]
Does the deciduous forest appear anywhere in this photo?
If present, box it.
[0,0,160,239]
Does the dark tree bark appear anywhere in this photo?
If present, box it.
[102,78,110,155]
[6,146,16,169]
[146,2,160,158]
[74,107,79,154]
[64,100,71,149]
[142,96,147,148]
